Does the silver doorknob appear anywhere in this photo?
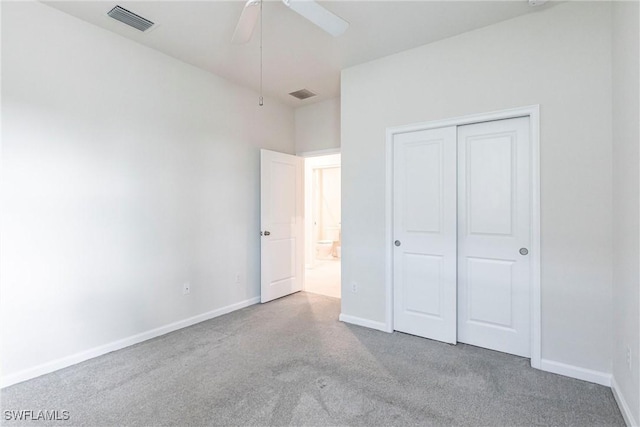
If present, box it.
[519,248,528,256]
[263,231,271,236]
[394,240,401,247]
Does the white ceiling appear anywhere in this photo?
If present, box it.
[44,1,553,107]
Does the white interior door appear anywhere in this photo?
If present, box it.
[393,127,457,343]
[260,149,304,303]
[457,117,531,357]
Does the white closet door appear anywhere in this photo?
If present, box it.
[457,117,531,357]
[393,127,457,344]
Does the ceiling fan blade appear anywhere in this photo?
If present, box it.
[231,0,261,44]
[283,0,349,37]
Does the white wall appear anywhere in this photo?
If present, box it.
[295,98,340,154]
[341,2,613,375]
[612,1,640,424]
[1,2,295,383]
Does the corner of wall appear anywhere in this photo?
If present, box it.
[612,376,640,427]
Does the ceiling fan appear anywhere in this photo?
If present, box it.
[231,0,349,44]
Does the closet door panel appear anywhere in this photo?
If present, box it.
[457,117,531,357]
[393,126,457,344]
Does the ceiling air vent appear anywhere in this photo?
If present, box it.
[108,6,154,32]
[289,89,316,100]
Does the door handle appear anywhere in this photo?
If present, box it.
[519,248,528,255]
[394,240,401,247]
[263,231,271,236]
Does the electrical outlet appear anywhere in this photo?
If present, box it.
[626,346,632,370]
[235,273,241,284]
[351,282,358,293]
[183,282,191,295]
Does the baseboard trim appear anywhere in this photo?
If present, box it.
[539,358,611,386]
[339,313,390,333]
[611,376,639,427]
[1,296,260,389]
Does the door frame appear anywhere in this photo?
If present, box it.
[384,105,541,369]
[299,149,342,292]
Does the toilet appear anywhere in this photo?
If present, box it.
[316,240,334,259]
[315,227,341,259]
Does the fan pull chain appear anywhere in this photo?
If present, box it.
[259,0,264,106]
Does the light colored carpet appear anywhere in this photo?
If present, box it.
[305,260,341,298]
[1,292,624,426]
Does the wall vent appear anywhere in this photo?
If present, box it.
[108,6,154,32]
[289,89,317,100]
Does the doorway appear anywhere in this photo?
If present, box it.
[385,106,541,366]
[304,153,341,298]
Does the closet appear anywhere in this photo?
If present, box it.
[392,117,531,357]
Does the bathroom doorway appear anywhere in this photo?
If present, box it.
[304,153,341,298]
